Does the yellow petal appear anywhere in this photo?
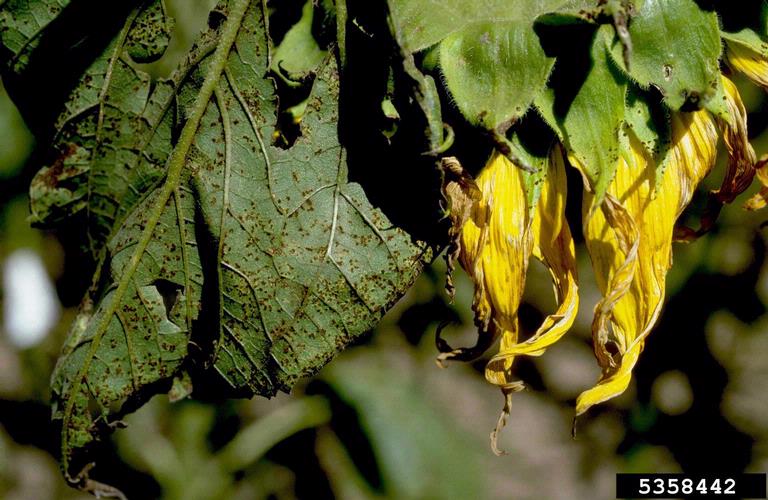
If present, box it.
[455,148,579,454]
[461,152,531,333]
[448,147,579,386]
[485,145,579,368]
[437,151,531,365]
[586,193,639,370]
[715,75,757,205]
[726,40,768,89]
[745,155,768,211]
[576,109,718,415]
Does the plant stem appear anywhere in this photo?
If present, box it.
[61,0,253,478]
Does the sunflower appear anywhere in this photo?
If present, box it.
[442,77,759,445]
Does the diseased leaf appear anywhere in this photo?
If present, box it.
[535,25,626,205]
[50,183,203,477]
[0,0,434,479]
[438,20,554,129]
[9,0,180,254]
[606,0,721,111]
[0,0,72,75]
[125,0,174,64]
[0,0,148,137]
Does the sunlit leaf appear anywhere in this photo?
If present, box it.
[535,25,626,205]
[606,0,721,111]
[438,21,554,129]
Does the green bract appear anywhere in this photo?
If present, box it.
[721,28,768,60]
[606,0,721,110]
[536,25,626,205]
[624,85,671,187]
[438,21,554,130]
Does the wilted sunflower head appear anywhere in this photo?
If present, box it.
[439,78,760,448]
[432,1,768,453]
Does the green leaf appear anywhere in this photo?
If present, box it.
[8,0,179,255]
[438,20,554,129]
[606,0,721,111]
[0,0,433,478]
[387,0,568,52]
[535,25,626,205]
[270,0,327,82]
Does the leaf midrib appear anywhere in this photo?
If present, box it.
[60,0,253,476]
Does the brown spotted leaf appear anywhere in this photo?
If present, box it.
[1,0,433,480]
[0,0,182,254]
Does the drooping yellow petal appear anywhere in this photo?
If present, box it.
[437,151,531,365]
[676,75,757,239]
[576,109,718,415]
[462,151,531,336]
[716,75,757,205]
[485,145,579,370]
[745,155,768,211]
[587,194,639,370]
[725,39,768,89]
[451,147,579,454]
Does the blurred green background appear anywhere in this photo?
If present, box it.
[2,1,768,499]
